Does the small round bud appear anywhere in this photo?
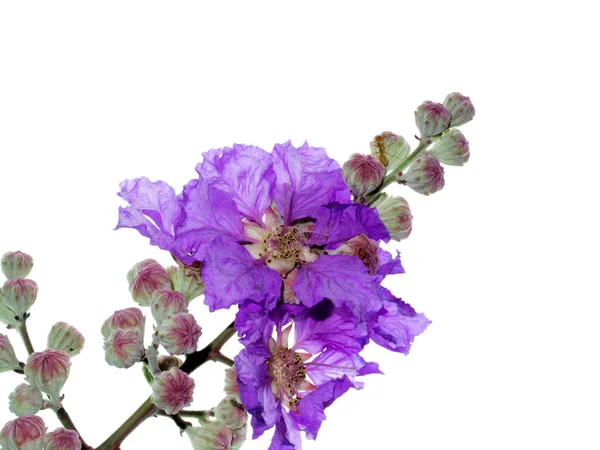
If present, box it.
[223,367,240,401]
[44,428,81,450]
[330,234,380,274]
[127,259,172,306]
[370,132,411,170]
[398,153,445,195]
[168,262,205,302]
[443,92,475,127]
[150,289,188,326]
[0,416,46,450]
[47,322,85,357]
[230,424,247,450]
[101,307,145,339]
[0,300,18,327]
[1,252,34,280]
[0,334,21,373]
[429,128,470,166]
[375,195,413,241]
[342,154,386,197]
[215,397,248,430]
[186,423,232,450]
[158,312,202,355]
[151,367,195,415]
[24,349,70,403]
[1,279,38,318]
[415,101,451,138]
[9,384,43,417]
[103,329,145,369]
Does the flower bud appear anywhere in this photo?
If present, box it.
[44,428,81,450]
[186,423,232,450]
[157,354,182,371]
[443,92,475,127]
[330,234,380,274]
[47,322,85,357]
[150,289,188,326]
[215,397,248,430]
[398,153,445,195]
[342,154,386,197]
[9,384,43,417]
[375,195,413,241]
[127,259,172,306]
[151,367,195,415]
[0,334,21,373]
[158,312,202,355]
[24,349,70,403]
[1,279,38,318]
[0,416,46,450]
[0,300,18,327]
[223,367,240,401]
[103,329,145,369]
[1,251,34,280]
[230,424,247,450]
[415,101,451,138]
[101,307,145,339]
[168,262,205,302]
[429,128,470,166]
[370,132,411,170]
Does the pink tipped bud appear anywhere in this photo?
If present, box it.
[415,101,451,138]
[1,251,34,280]
[342,154,386,197]
[0,416,46,450]
[398,153,445,195]
[47,322,85,357]
[375,195,413,241]
[215,397,248,430]
[101,307,145,339]
[127,259,171,306]
[150,289,189,326]
[1,279,38,318]
[370,132,411,170]
[103,329,145,369]
[0,334,21,373]
[230,424,247,450]
[429,128,470,166]
[168,261,205,302]
[9,384,43,417]
[223,367,240,401]
[24,349,70,403]
[443,92,475,127]
[330,234,380,274]
[151,367,195,415]
[0,299,18,327]
[44,428,81,450]
[186,423,232,450]
[158,312,202,355]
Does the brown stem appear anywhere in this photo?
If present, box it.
[56,407,94,450]
[178,409,214,419]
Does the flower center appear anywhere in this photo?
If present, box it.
[267,346,307,409]
[264,227,305,264]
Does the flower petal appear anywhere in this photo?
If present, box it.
[376,248,405,277]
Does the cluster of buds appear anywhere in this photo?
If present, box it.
[0,415,82,450]
[1,251,37,325]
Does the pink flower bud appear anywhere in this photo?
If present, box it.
[215,397,248,430]
[158,312,202,355]
[231,424,247,450]
[127,259,172,306]
[9,384,43,417]
[151,367,195,415]
[1,251,34,280]
[415,101,451,138]
[375,195,413,241]
[103,329,145,369]
[24,350,70,403]
[0,416,46,450]
[223,367,240,401]
[47,322,85,357]
[1,279,38,318]
[330,234,380,274]
[429,128,470,166]
[443,92,475,127]
[101,307,145,339]
[44,428,81,450]
[370,132,411,170]
[342,153,386,197]
[186,423,232,450]
[150,289,188,326]
[0,334,21,373]
[398,153,445,195]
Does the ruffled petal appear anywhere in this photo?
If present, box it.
[197,145,276,224]
[376,248,405,277]
[235,301,274,347]
[269,414,302,450]
[272,141,351,224]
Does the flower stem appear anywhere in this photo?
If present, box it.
[178,409,214,419]
[16,321,34,355]
[55,406,94,450]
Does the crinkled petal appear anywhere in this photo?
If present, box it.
[293,255,380,319]
[272,141,351,224]
[235,301,274,347]
[203,239,282,311]
[305,349,372,387]
[309,203,389,249]
[269,414,302,450]
[376,248,405,278]
[197,145,276,224]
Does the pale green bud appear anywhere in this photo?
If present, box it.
[0,299,18,327]
[103,329,145,369]
[375,195,413,241]
[342,154,386,197]
[415,101,451,138]
[150,289,188,326]
[0,416,46,450]
[101,307,145,339]
[429,128,470,166]
[1,279,38,318]
[1,251,34,280]
[215,397,248,430]
[24,349,70,403]
[186,423,232,450]
[230,424,247,450]
[398,153,445,195]
[0,334,21,373]
[47,322,85,357]
[9,384,43,417]
[167,261,205,302]
[223,367,240,401]
[127,259,171,306]
[443,92,475,127]
[370,132,411,171]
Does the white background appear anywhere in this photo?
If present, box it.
[1,1,598,449]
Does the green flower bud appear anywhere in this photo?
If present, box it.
[0,416,46,450]
[158,312,202,355]
[370,132,411,171]
[1,251,34,280]
[168,261,205,302]
[9,384,43,417]
[24,349,70,403]
[127,259,171,306]
[415,101,451,138]
[101,307,145,340]
[215,397,248,430]
[1,279,38,318]
[43,428,81,450]
[428,128,470,166]
[150,289,188,326]
[443,92,475,127]
[375,195,413,241]
[342,154,386,198]
[398,153,445,195]
[0,334,21,373]
[103,329,145,369]
[47,322,85,357]
[230,424,247,450]
[0,299,18,328]
[186,423,232,450]
[223,367,240,401]
[151,367,195,415]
